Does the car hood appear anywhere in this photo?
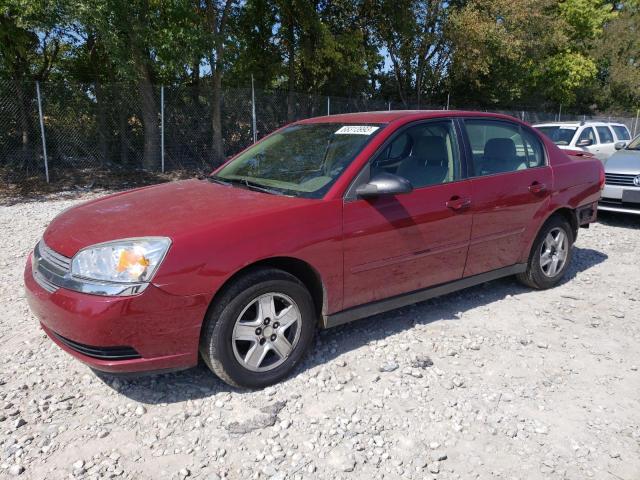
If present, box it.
[43,179,313,257]
[604,150,640,173]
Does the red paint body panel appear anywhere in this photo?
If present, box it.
[25,254,208,372]
[463,167,553,276]
[342,181,472,308]
[24,111,602,374]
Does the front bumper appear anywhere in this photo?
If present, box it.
[24,255,210,373]
[599,183,640,215]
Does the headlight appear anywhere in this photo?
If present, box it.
[71,237,171,284]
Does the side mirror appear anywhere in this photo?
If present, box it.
[576,138,593,147]
[615,141,626,150]
[356,173,413,198]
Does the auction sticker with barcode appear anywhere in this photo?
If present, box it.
[335,126,379,135]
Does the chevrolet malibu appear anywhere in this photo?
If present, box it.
[25,111,604,388]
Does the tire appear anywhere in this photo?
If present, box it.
[199,267,316,388]
[517,215,574,290]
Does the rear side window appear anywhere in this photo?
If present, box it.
[596,126,614,143]
[578,127,596,145]
[465,120,545,176]
[612,125,631,141]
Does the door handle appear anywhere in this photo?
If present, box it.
[528,182,547,195]
[446,196,472,211]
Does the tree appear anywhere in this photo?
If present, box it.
[77,0,204,169]
[372,0,451,107]
[197,0,236,165]
[0,0,68,166]
[596,0,640,109]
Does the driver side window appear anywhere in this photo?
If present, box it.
[578,127,596,145]
[370,121,460,189]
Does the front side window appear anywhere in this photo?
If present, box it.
[214,123,383,198]
[612,125,630,141]
[596,126,614,143]
[371,120,460,188]
[465,120,544,176]
[578,127,596,145]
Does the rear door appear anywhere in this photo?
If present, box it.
[342,119,472,309]
[460,118,552,277]
[611,125,631,147]
[595,126,616,159]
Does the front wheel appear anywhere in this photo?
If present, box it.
[200,268,316,388]
[517,215,574,290]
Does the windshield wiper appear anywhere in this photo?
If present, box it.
[207,176,231,186]
[208,176,287,196]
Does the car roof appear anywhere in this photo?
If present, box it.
[296,110,524,125]
[534,121,627,128]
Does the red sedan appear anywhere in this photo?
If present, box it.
[24,111,604,388]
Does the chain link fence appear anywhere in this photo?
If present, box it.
[1,78,639,188]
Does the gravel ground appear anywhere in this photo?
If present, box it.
[1,192,639,480]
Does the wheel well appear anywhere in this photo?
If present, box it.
[552,207,578,241]
[209,257,326,322]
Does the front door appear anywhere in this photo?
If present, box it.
[577,126,604,160]
[460,118,553,277]
[342,120,473,309]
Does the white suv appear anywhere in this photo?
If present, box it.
[533,121,631,161]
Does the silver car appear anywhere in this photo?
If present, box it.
[599,135,640,214]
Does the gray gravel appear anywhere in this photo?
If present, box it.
[1,192,640,479]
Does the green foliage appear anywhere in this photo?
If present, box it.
[537,51,598,105]
[558,0,616,46]
[1,0,637,112]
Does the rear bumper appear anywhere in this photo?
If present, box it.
[24,255,211,373]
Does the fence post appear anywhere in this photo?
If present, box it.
[35,81,50,183]
[558,104,562,122]
[251,75,257,144]
[446,93,450,110]
[388,101,391,111]
[634,108,639,137]
[327,96,330,116]
[160,85,165,173]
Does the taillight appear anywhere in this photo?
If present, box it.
[599,164,605,190]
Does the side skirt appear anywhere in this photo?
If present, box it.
[322,264,527,329]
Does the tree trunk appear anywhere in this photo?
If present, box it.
[14,80,32,169]
[210,68,224,165]
[95,81,108,167]
[285,4,296,122]
[119,102,129,165]
[136,65,159,170]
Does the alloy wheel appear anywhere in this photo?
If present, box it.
[540,227,568,278]
[231,293,302,372]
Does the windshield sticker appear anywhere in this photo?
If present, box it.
[335,125,379,135]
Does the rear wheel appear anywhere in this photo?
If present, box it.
[517,215,574,289]
[200,268,316,388]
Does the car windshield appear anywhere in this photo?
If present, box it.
[211,123,383,198]
[627,135,640,150]
[535,126,577,146]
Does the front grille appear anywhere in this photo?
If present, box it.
[51,331,142,360]
[33,269,58,293]
[605,173,639,186]
[32,240,71,293]
[38,240,71,272]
